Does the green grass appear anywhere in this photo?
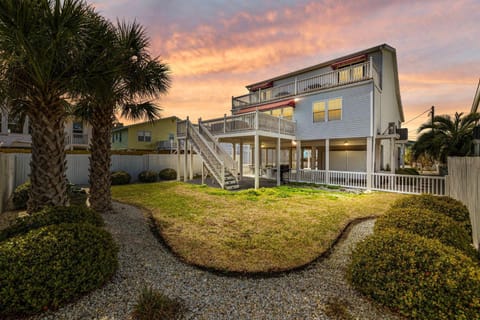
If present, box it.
[112,182,405,273]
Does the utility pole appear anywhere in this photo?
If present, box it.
[429,105,435,133]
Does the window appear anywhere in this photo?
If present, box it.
[283,107,293,120]
[72,121,83,134]
[313,101,326,122]
[327,98,342,121]
[137,130,151,142]
[352,65,364,80]
[313,98,342,122]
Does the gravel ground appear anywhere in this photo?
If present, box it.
[30,202,402,320]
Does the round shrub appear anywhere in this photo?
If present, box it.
[0,223,118,316]
[159,168,176,181]
[375,207,478,259]
[138,170,158,183]
[348,229,480,320]
[12,181,30,210]
[0,205,104,242]
[391,194,471,232]
[111,170,131,185]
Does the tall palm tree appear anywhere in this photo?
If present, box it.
[412,112,480,164]
[0,0,94,212]
[76,20,170,212]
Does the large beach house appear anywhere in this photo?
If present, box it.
[177,44,408,190]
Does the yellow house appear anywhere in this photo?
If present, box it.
[111,116,178,151]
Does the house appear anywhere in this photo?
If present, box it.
[111,116,178,151]
[0,110,91,150]
[177,44,408,189]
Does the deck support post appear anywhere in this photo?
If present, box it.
[189,142,193,180]
[254,134,260,189]
[239,141,244,180]
[366,137,373,190]
[390,137,396,174]
[325,139,330,185]
[184,117,189,182]
[295,140,301,181]
[276,137,281,186]
[176,138,181,181]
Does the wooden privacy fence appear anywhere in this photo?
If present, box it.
[446,157,480,250]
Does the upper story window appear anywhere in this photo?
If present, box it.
[313,97,342,122]
[263,106,294,121]
[72,121,83,134]
[137,130,151,142]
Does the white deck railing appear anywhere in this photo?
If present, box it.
[287,169,446,195]
[232,61,377,109]
[199,111,296,137]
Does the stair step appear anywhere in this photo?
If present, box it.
[225,184,240,190]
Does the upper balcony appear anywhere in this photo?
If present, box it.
[232,60,379,111]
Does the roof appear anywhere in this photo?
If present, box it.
[472,78,480,114]
[112,116,179,132]
[237,99,295,114]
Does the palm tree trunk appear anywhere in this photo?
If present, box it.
[27,102,69,213]
[89,108,114,212]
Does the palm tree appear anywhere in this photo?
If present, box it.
[76,20,171,212]
[0,0,95,212]
[412,112,480,164]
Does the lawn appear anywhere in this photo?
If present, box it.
[112,182,405,273]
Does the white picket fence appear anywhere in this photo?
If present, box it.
[288,169,446,195]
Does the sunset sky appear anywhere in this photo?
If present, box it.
[92,0,480,140]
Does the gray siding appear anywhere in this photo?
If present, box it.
[294,83,373,140]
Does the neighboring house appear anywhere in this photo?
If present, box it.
[111,116,178,151]
[177,44,408,189]
[0,110,91,150]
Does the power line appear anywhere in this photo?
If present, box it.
[404,108,432,125]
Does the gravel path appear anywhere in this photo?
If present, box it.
[31,202,401,320]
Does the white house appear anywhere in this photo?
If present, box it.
[0,110,92,150]
[177,44,408,189]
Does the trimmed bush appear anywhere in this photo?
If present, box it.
[375,207,477,259]
[391,194,471,232]
[138,170,158,183]
[67,183,88,207]
[348,229,480,320]
[12,181,30,210]
[132,287,182,320]
[0,206,104,242]
[111,170,131,185]
[159,168,176,181]
[0,223,118,316]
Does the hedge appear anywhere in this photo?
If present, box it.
[159,168,176,181]
[138,170,158,183]
[390,194,471,233]
[348,229,480,320]
[0,205,104,242]
[111,170,131,185]
[375,207,478,259]
[0,223,118,316]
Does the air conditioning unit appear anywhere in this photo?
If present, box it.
[397,128,408,140]
[388,122,396,135]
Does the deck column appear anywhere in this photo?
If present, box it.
[239,141,244,180]
[325,139,330,185]
[254,134,260,189]
[189,142,193,180]
[366,137,373,190]
[276,137,281,186]
[390,137,396,174]
[176,138,181,181]
[183,118,189,182]
[295,140,301,181]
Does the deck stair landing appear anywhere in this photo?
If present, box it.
[178,119,239,190]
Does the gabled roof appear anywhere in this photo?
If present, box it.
[112,116,179,132]
[472,78,480,114]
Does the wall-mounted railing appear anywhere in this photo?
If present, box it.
[200,111,296,137]
[232,61,377,109]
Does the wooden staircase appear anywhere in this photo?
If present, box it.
[181,119,239,190]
